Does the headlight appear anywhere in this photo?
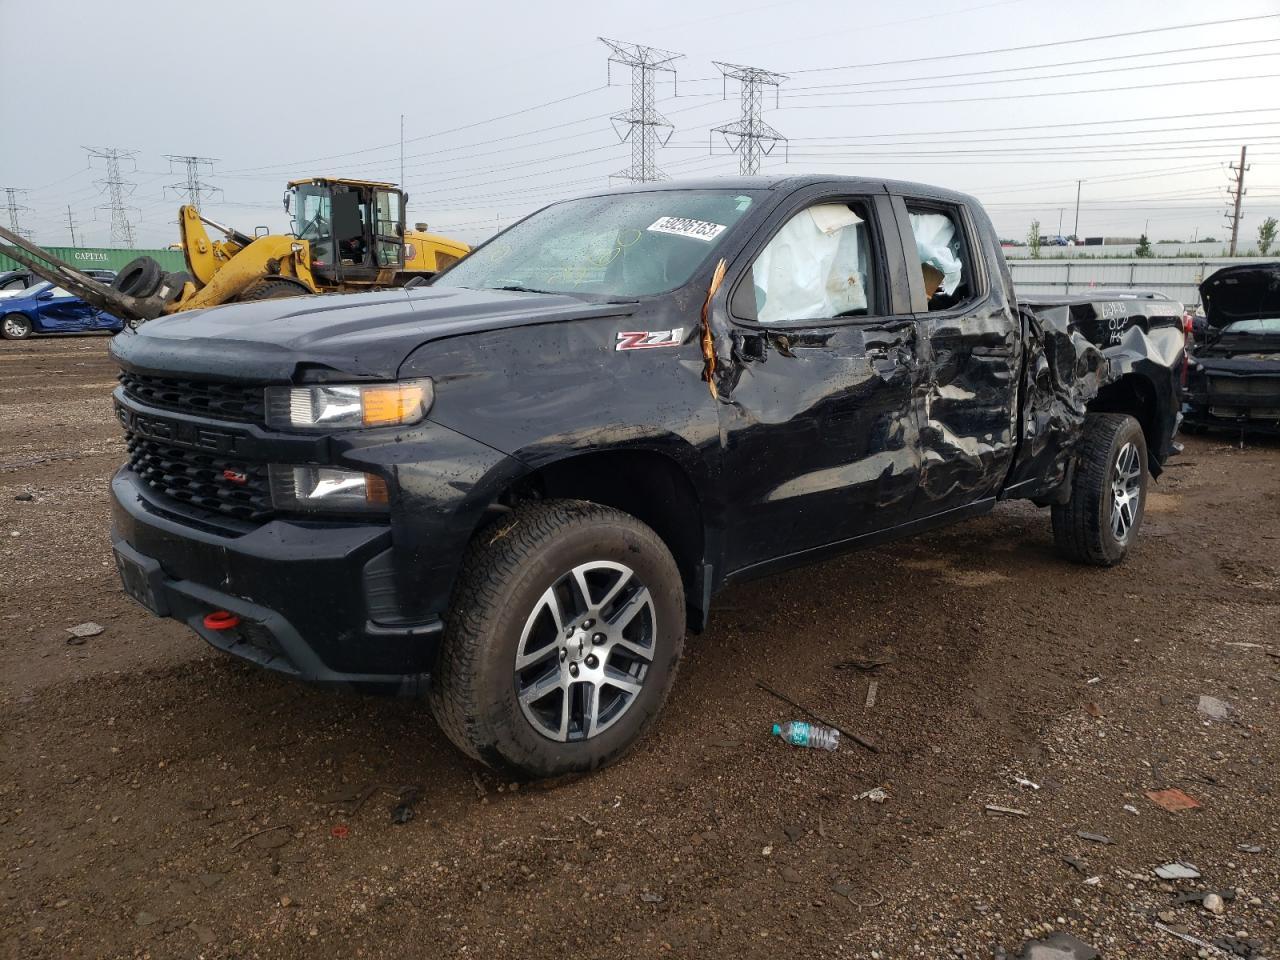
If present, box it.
[265,379,433,430]
[268,465,389,513]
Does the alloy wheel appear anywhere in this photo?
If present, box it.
[514,560,656,742]
[1110,441,1142,543]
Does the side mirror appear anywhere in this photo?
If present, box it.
[37,291,55,300]
[255,225,270,238]
[396,221,404,238]
[282,191,291,214]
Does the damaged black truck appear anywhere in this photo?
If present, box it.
[108,176,1186,778]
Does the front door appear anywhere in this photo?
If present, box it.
[716,190,926,575]
[36,287,95,331]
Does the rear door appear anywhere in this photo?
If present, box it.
[717,186,926,574]
[890,193,1021,517]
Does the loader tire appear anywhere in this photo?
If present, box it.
[113,257,163,298]
[1051,413,1148,567]
[238,278,312,302]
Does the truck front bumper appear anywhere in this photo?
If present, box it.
[109,468,443,692]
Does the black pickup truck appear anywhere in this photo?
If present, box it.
[108,176,1186,778]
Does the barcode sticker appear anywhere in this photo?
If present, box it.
[647,216,726,242]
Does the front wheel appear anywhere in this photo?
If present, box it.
[429,500,685,778]
[1052,413,1148,566]
[1,314,32,340]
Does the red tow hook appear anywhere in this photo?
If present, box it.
[203,610,241,631]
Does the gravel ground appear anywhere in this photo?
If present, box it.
[1,336,1277,960]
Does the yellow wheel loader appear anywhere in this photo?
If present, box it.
[0,177,470,325]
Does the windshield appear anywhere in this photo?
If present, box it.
[1224,317,1280,335]
[291,185,336,267]
[435,189,762,297]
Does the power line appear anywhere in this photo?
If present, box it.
[1226,146,1250,256]
[781,48,1280,99]
[164,155,223,210]
[66,205,79,246]
[711,62,788,175]
[782,12,1280,75]
[84,146,139,249]
[778,71,1280,111]
[600,37,683,182]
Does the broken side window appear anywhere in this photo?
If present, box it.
[906,206,971,311]
[749,202,873,324]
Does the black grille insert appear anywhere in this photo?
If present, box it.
[118,371,264,423]
[126,433,273,522]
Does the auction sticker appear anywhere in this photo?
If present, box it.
[647,216,726,242]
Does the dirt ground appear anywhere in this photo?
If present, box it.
[2,335,1278,960]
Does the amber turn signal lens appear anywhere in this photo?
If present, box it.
[364,474,390,505]
[361,383,429,427]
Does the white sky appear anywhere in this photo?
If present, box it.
[2,0,1278,249]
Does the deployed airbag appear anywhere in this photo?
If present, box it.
[753,204,867,323]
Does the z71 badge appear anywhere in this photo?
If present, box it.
[615,328,685,351]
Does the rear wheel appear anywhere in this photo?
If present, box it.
[1052,413,1148,566]
[429,500,685,778]
[238,278,312,301]
[1,314,32,340]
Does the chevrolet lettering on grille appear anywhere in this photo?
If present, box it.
[115,404,240,454]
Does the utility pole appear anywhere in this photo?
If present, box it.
[400,114,405,188]
[711,62,788,176]
[1073,179,1083,241]
[84,146,139,248]
[164,154,222,211]
[2,187,32,240]
[600,37,683,182]
[1225,145,1249,256]
[66,205,79,246]
[1057,208,1064,237]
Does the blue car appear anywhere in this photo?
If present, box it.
[0,281,125,340]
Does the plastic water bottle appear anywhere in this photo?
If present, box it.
[772,721,839,751]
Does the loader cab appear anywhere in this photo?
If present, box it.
[285,178,405,286]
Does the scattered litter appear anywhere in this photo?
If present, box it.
[864,680,879,709]
[65,622,104,642]
[834,655,894,672]
[1146,788,1201,812]
[640,892,664,904]
[1154,861,1201,880]
[1014,931,1099,960]
[330,824,350,839]
[1083,701,1104,719]
[1237,843,1263,854]
[390,785,422,825]
[1155,922,1232,957]
[1198,695,1231,721]
[1013,777,1041,791]
[1202,892,1226,916]
[1075,830,1113,845]
[1223,642,1265,649]
[14,492,33,502]
[1062,855,1087,873]
[1213,935,1266,959]
[1086,677,1102,685]
[772,720,840,751]
[229,824,291,852]
[984,805,1029,818]
[1123,804,1139,815]
[1083,876,1102,885]
[855,787,888,804]
[134,911,159,927]
[756,680,878,753]
[469,772,487,800]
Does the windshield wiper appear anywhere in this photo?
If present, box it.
[492,284,548,294]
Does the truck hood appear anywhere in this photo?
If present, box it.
[1199,262,1280,328]
[109,286,634,382]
